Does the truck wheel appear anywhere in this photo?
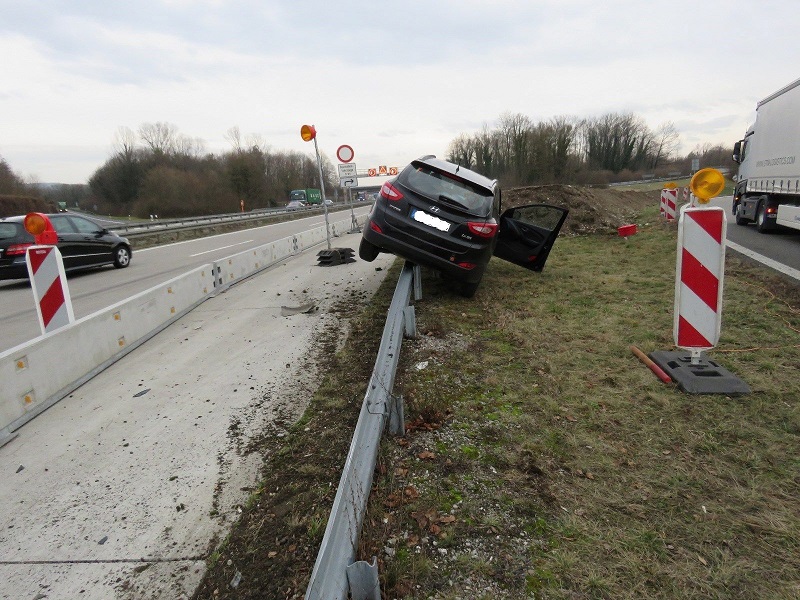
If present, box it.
[756,203,772,233]
[735,203,750,226]
[358,238,380,262]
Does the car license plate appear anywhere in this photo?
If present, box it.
[411,209,450,232]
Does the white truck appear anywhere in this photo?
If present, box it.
[732,78,800,233]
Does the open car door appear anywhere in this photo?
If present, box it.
[493,204,569,272]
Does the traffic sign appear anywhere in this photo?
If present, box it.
[336,145,354,163]
[338,163,357,177]
[340,177,358,188]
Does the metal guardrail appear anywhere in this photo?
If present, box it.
[305,261,422,600]
[102,201,376,236]
[106,205,333,235]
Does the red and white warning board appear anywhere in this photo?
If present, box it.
[660,188,677,220]
[673,206,726,350]
[26,245,75,334]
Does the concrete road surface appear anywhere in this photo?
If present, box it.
[0,245,395,599]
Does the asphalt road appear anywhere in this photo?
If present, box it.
[708,195,800,274]
[0,244,396,600]
[0,206,372,353]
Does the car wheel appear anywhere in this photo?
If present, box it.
[359,238,380,262]
[460,279,481,298]
[114,245,131,268]
[756,203,771,233]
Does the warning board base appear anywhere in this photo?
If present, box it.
[317,247,355,267]
[649,351,750,395]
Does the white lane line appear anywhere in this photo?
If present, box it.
[727,240,800,281]
[189,240,254,257]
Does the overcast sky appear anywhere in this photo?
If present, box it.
[1,0,798,184]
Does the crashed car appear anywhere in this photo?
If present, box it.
[359,155,568,297]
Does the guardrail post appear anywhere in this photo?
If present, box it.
[345,557,381,600]
[412,263,422,301]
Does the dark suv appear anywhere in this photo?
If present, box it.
[0,213,132,280]
[359,155,568,296]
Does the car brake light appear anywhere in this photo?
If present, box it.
[767,206,777,214]
[466,221,498,238]
[380,181,404,202]
[456,262,477,270]
[6,243,33,256]
[370,221,383,234]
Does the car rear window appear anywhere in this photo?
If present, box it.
[0,223,21,240]
[402,164,493,215]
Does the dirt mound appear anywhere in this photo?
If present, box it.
[504,184,657,235]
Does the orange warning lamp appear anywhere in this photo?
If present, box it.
[300,124,317,142]
[664,182,678,189]
[690,168,725,204]
[24,212,58,245]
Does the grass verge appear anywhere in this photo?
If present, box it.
[194,204,799,600]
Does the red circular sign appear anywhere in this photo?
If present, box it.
[336,145,354,163]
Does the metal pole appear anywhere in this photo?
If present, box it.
[312,134,332,250]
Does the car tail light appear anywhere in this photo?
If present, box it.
[767,206,777,214]
[456,262,477,270]
[6,243,33,256]
[466,221,498,238]
[370,221,383,234]
[380,181,403,202]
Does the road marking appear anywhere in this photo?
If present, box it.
[727,240,800,282]
[189,240,254,257]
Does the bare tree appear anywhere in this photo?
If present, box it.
[225,126,242,153]
[651,122,680,167]
[138,122,179,155]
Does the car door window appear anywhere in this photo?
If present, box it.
[70,216,103,234]
[48,215,77,233]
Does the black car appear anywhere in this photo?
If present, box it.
[0,213,132,280]
[359,155,568,297]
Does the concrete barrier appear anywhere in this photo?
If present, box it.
[0,217,361,444]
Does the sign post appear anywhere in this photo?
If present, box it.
[301,125,356,266]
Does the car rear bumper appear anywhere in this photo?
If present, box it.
[0,259,29,280]
[363,213,490,283]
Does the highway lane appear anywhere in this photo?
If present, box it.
[0,206,372,353]
[707,195,800,273]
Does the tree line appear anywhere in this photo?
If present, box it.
[2,114,737,218]
[446,112,736,187]
[86,124,339,217]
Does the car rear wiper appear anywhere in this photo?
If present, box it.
[438,194,468,210]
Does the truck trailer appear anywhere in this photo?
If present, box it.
[732,78,800,233]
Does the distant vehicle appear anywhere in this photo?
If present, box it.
[290,188,322,205]
[0,213,132,280]
[356,191,366,202]
[323,199,333,205]
[732,78,800,232]
[359,155,568,297]
[286,200,306,211]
